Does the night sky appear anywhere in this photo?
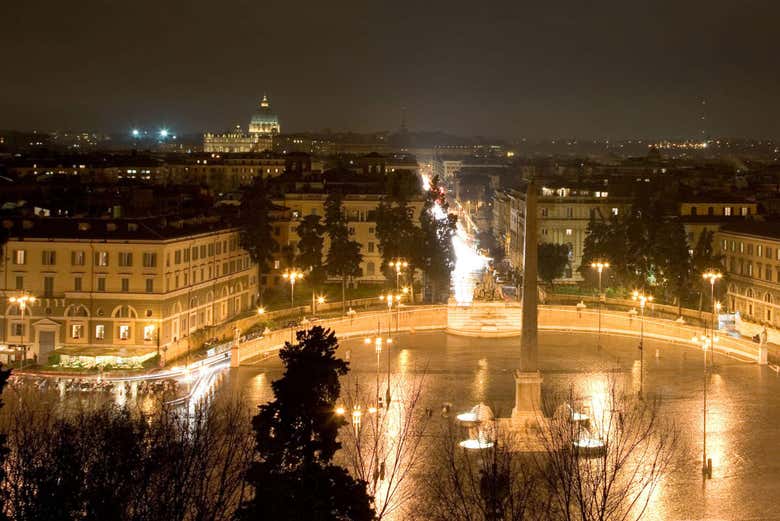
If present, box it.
[3,0,779,139]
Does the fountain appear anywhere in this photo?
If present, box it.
[446,268,522,337]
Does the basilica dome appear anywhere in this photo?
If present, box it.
[248,95,280,136]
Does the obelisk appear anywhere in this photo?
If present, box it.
[512,180,543,424]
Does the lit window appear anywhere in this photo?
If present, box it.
[724,207,732,216]
[143,325,155,341]
[565,229,573,236]
[71,324,83,339]
[611,208,619,216]
[14,250,26,265]
[95,325,105,339]
[96,251,109,266]
[119,325,130,340]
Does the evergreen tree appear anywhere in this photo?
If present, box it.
[538,243,570,289]
[654,218,693,312]
[325,193,363,312]
[418,175,457,302]
[239,326,374,521]
[238,177,276,305]
[296,214,327,290]
[692,228,724,275]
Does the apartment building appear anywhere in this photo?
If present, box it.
[0,217,256,365]
[716,222,780,327]
[679,196,759,250]
[493,183,632,280]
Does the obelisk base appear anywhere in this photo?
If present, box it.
[511,370,543,427]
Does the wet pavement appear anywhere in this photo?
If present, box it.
[228,329,780,521]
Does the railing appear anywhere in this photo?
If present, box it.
[235,303,761,365]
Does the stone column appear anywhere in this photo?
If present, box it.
[513,180,543,424]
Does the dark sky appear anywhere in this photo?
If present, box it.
[3,0,779,139]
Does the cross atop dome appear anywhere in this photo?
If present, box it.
[260,94,270,108]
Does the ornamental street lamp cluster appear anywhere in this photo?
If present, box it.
[632,290,653,398]
[282,268,305,309]
[388,259,409,293]
[380,291,407,333]
[9,293,36,369]
[590,261,609,349]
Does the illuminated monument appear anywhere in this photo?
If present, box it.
[511,180,543,426]
[203,95,280,153]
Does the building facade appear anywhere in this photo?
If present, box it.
[0,217,256,365]
[493,184,632,280]
[267,194,425,287]
[716,222,780,327]
[679,197,759,250]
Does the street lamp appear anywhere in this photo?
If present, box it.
[282,269,305,310]
[702,271,723,365]
[379,293,402,333]
[591,261,609,349]
[388,259,409,293]
[9,293,36,369]
[312,293,326,314]
[692,332,718,478]
[365,335,394,410]
[632,290,653,398]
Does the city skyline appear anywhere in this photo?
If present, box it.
[3,1,780,139]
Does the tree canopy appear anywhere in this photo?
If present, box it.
[325,192,364,311]
[240,326,374,521]
[238,177,276,303]
[538,243,570,287]
[296,214,327,289]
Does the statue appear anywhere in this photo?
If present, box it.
[473,269,503,301]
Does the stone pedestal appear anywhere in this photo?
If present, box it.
[511,370,543,426]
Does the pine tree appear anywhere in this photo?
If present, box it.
[418,175,457,302]
[538,243,570,290]
[296,215,327,289]
[325,193,363,313]
[239,326,374,521]
[238,177,276,305]
[654,218,693,312]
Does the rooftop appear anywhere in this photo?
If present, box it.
[719,220,780,240]
[1,215,239,241]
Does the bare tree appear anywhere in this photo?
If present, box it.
[536,381,678,521]
[0,383,253,521]
[338,371,430,520]
[418,415,543,521]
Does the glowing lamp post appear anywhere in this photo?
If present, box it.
[692,333,718,478]
[388,259,409,293]
[380,293,402,333]
[365,335,393,408]
[702,270,723,364]
[590,261,609,349]
[282,269,305,310]
[632,290,653,398]
[9,293,36,369]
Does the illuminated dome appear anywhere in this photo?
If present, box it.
[248,95,280,136]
